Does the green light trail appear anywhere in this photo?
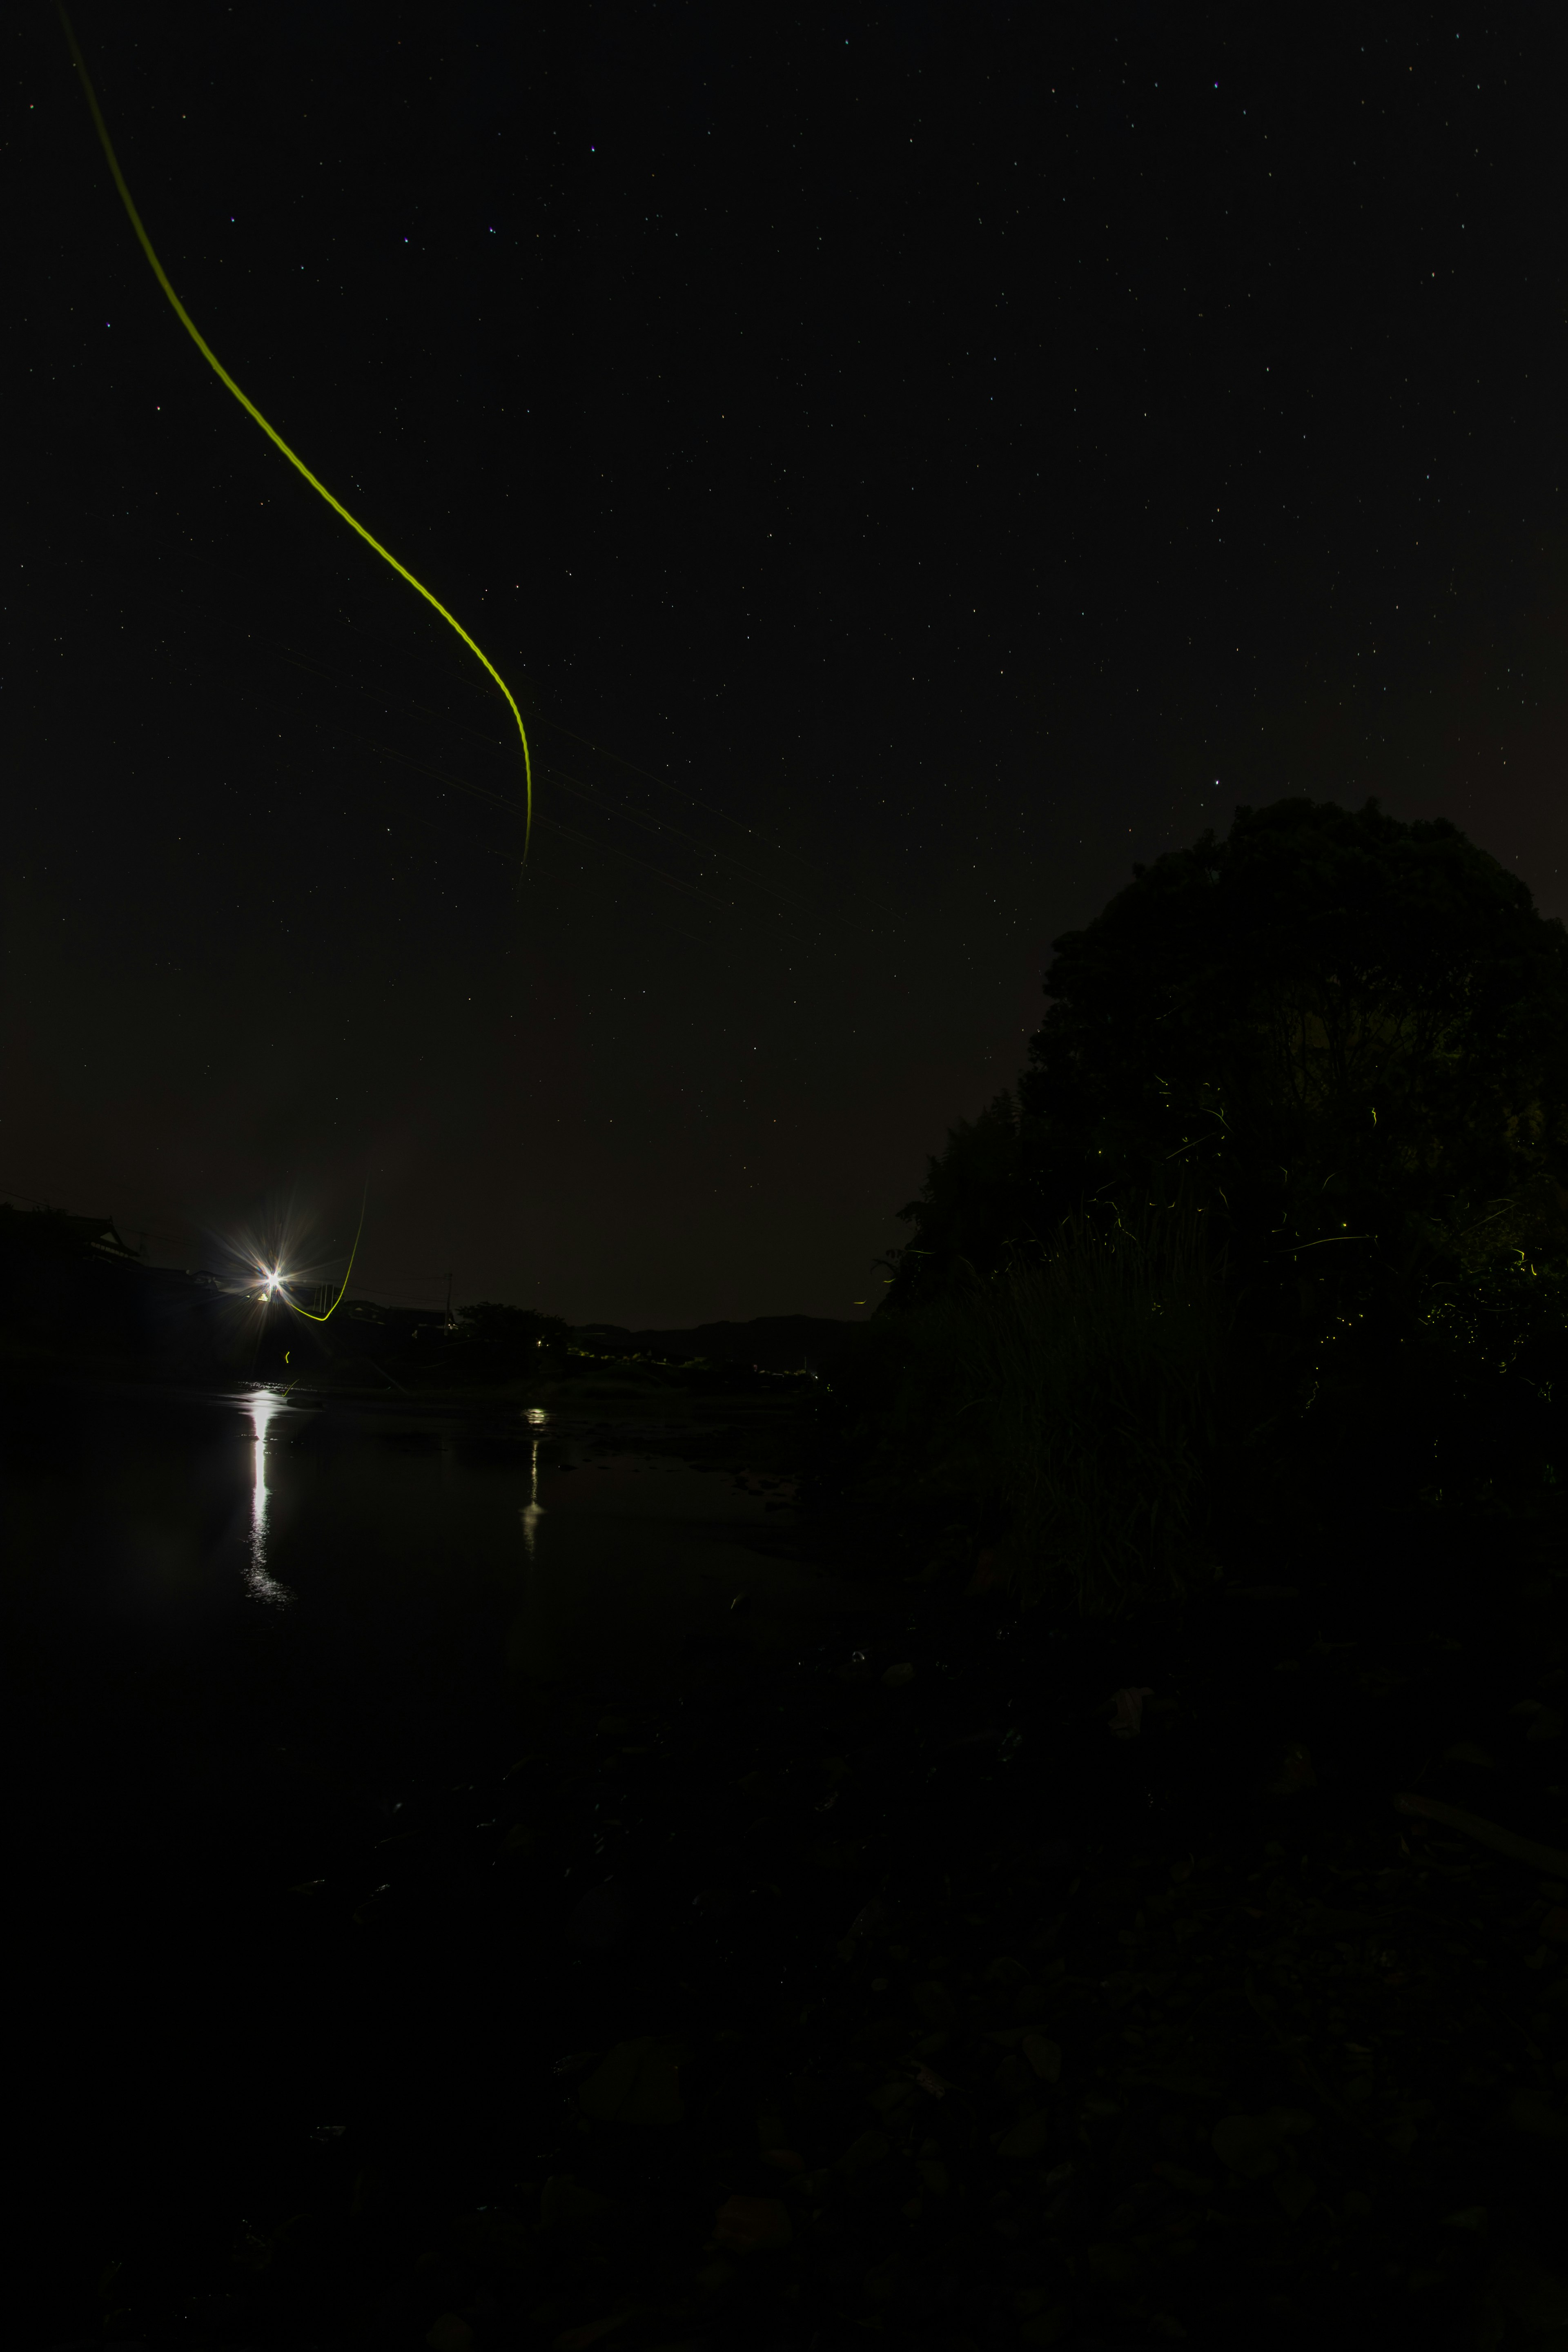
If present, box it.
[287,1188,368,1324]
[57,7,532,858]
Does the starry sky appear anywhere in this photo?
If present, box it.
[7,5,1568,1325]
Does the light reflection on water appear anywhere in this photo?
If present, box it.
[521,1428,545,1560]
[243,1390,292,1605]
[0,1383,862,1716]
[225,1393,819,1674]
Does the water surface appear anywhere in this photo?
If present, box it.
[0,1374,861,2283]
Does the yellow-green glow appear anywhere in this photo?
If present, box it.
[290,1191,368,1325]
[57,7,532,857]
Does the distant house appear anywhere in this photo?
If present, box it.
[373,1302,452,1344]
[570,1314,849,1374]
[0,1202,227,1379]
[0,1203,142,1262]
[303,1298,451,1359]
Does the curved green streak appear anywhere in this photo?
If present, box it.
[57,7,532,857]
[290,1189,368,1324]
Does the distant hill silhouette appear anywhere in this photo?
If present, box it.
[570,1314,853,1374]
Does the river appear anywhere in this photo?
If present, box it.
[1,1373,873,2325]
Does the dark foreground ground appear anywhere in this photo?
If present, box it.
[30,1473,1568,2352]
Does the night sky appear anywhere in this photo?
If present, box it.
[8,6,1568,1325]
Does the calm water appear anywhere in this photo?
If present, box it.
[0,1376,862,2296]
[3,1377,826,1779]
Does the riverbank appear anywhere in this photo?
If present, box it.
[27,1426,1568,2352]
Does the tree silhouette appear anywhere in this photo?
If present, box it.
[892,798,1568,1324]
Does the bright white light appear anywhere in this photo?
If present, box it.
[245,1390,292,1604]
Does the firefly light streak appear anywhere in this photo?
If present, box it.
[254,1186,367,1325]
[281,1187,367,1324]
[57,7,534,858]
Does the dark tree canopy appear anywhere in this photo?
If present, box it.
[889,798,1568,1315]
[457,1301,570,1372]
[885,1089,1031,1296]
